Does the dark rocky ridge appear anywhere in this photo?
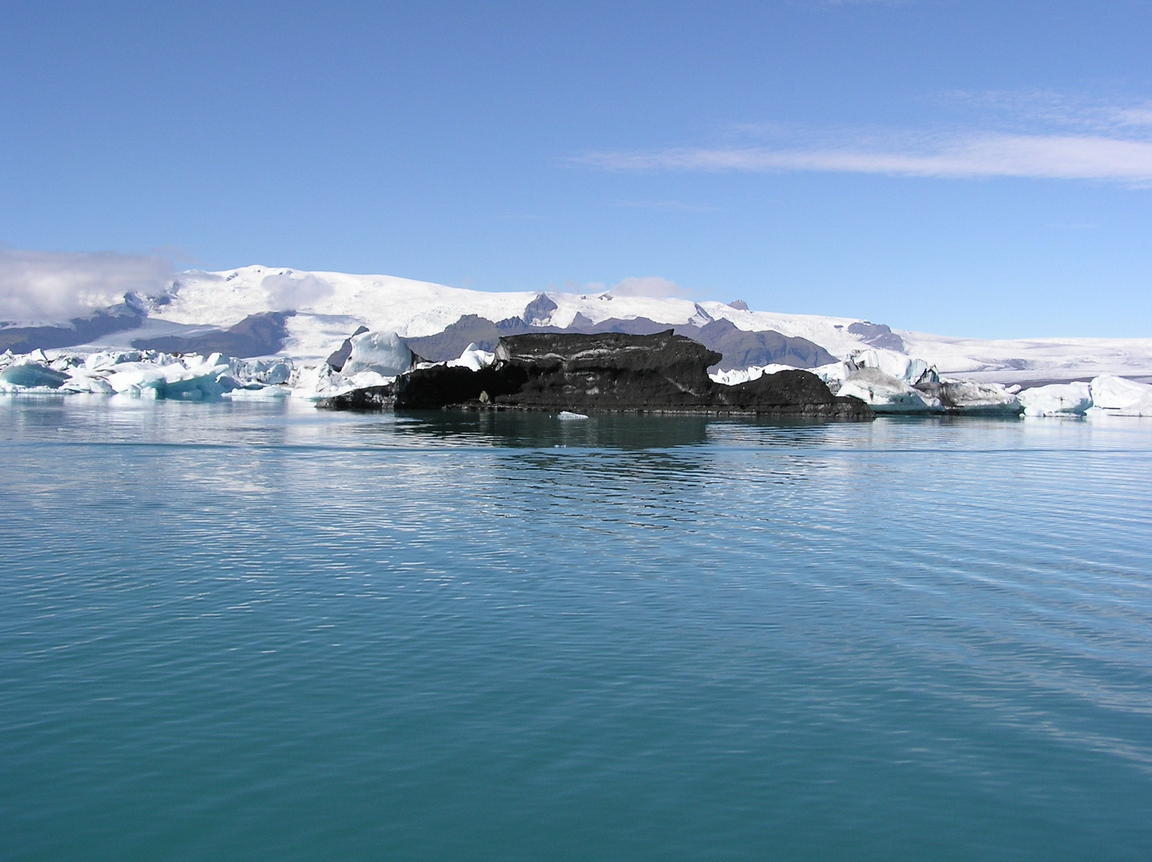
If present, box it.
[0,297,147,353]
[133,312,295,357]
[375,330,871,419]
[847,321,905,352]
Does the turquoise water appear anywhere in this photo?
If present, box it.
[2,399,1151,861]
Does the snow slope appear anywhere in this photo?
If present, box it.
[900,331,1152,383]
[151,266,1152,378]
[153,266,874,357]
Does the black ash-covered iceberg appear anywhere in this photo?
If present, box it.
[371,330,873,419]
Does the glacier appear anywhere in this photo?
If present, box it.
[1,264,1150,417]
[3,264,1149,379]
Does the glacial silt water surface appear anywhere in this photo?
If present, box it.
[2,399,1151,861]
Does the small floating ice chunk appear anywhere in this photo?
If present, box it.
[709,364,795,386]
[222,385,292,400]
[558,410,589,420]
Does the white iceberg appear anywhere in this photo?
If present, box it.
[845,347,937,386]
[448,343,496,372]
[291,329,412,400]
[222,385,292,400]
[809,348,1018,414]
[1087,375,1152,417]
[221,356,294,385]
[292,364,396,400]
[0,346,297,400]
[710,364,796,386]
[341,330,412,377]
[60,368,117,394]
[104,354,235,400]
[1018,382,1092,416]
[833,367,941,413]
[935,380,1021,414]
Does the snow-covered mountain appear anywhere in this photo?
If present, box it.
[3,264,1151,384]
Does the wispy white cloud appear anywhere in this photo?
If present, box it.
[0,248,174,322]
[939,90,1152,132]
[578,95,1152,186]
[1110,105,1152,128]
[261,272,334,311]
[579,133,1152,184]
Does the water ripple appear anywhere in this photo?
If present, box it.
[2,400,1151,860]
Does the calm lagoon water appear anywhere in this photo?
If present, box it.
[2,398,1151,861]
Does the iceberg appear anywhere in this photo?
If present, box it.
[1087,375,1152,417]
[448,343,496,372]
[0,346,300,401]
[808,348,1018,414]
[222,385,291,400]
[710,363,796,386]
[291,329,412,400]
[341,330,413,377]
[845,348,937,386]
[0,361,69,390]
[293,363,397,401]
[934,380,1021,415]
[835,368,941,413]
[105,357,233,400]
[60,368,117,394]
[811,349,941,412]
[1018,382,1092,417]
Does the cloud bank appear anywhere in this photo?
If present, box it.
[605,276,692,299]
[261,272,335,311]
[0,249,174,322]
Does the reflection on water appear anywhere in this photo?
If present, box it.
[5,396,1148,455]
[2,397,1152,861]
[392,408,714,449]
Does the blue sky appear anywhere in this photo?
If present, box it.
[2,0,1151,337]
